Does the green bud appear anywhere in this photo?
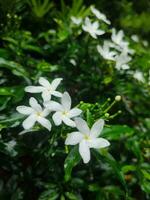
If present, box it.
[105,113,110,117]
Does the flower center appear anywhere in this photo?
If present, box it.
[62,111,68,116]
[36,112,42,117]
[84,134,91,141]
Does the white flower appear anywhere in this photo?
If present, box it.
[71,16,82,25]
[90,6,110,25]
[115,51,131,70]
[82,17,105,39]
[131,35,139,43]
[97,41,117,61]
[133,70,145,83]
[143,40,148,47]
[25,77,62,102]
[70,59,77,66]
[44,92,82,127]
[65,118,110,163]
[111,28,135,55]
[111,28,128,48]
[16,97,51,131]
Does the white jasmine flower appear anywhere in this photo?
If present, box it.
[82,17,105,39]
[16,97,51,131]
[71,16,82,25]
[70,59,77,66]
[133,70,145,83]
[65,118,110,163]
[143,40,148,47]
[115,51,131,70]
[25,77,62,102]
[111,28,129,49]
[45,92,82,127]
[97,41,117,61]
[131,35,139,43]
[90,6,110,25]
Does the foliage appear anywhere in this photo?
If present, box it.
[0,0,150,200]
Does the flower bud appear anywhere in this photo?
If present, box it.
[105,113,110,118]
[115,95,121,101]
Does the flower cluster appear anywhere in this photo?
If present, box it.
[71,6,133,71]
[16,77,110,163]
[97,29,134,70]
[70,5,150,84]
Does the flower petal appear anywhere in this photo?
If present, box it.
[90,119,104,138]
[62,116,76,127]
[65,132,83,145]
[22,114,36,129]
[37,117,51,131]
[68,108,82,118]
[44,101,63,111]
[52,112,62,126]
[96,30,105,36]
[75,118,90,135]
[39,77,51,88]
[42,108,50,117]
[88,138,110,149]
[51,78,62,90]
[51,91,62,98]
[42,90,51,102]
[61,92,71,111]
[25,86,43,93]
[79,140,90,163]
[29,97,42,111]
[16,106,34,115]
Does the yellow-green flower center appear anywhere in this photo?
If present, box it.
[36,112,42,117]
[62,111,68,116]
[84,134,91,141]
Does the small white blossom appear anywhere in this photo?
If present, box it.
[16,97,51,131]
[131,35,139,43]
[111,28,135,54]
[143,40,148,47]
[70,59,77,66]
[115,51,131,70]
[90,6,110,25]
[71,16,82,25]
[25,77,62,102]
[111,28,128,48]
[97,41,117,61]
[65,118,110,163]
[45,92,82,127]
[133,70,145,83]
[82,17,105,39]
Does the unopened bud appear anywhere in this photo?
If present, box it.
[105,113,110,118]
[115,95,121,101]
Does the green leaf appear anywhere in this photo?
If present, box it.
[65,192,82,200]
[86,109,94,127]
[141,180,150,194]
[93,150,127,192]
[64,146,81,182]
[101,125,134,140]
[0,58,30,83]
[122,165,136,174]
